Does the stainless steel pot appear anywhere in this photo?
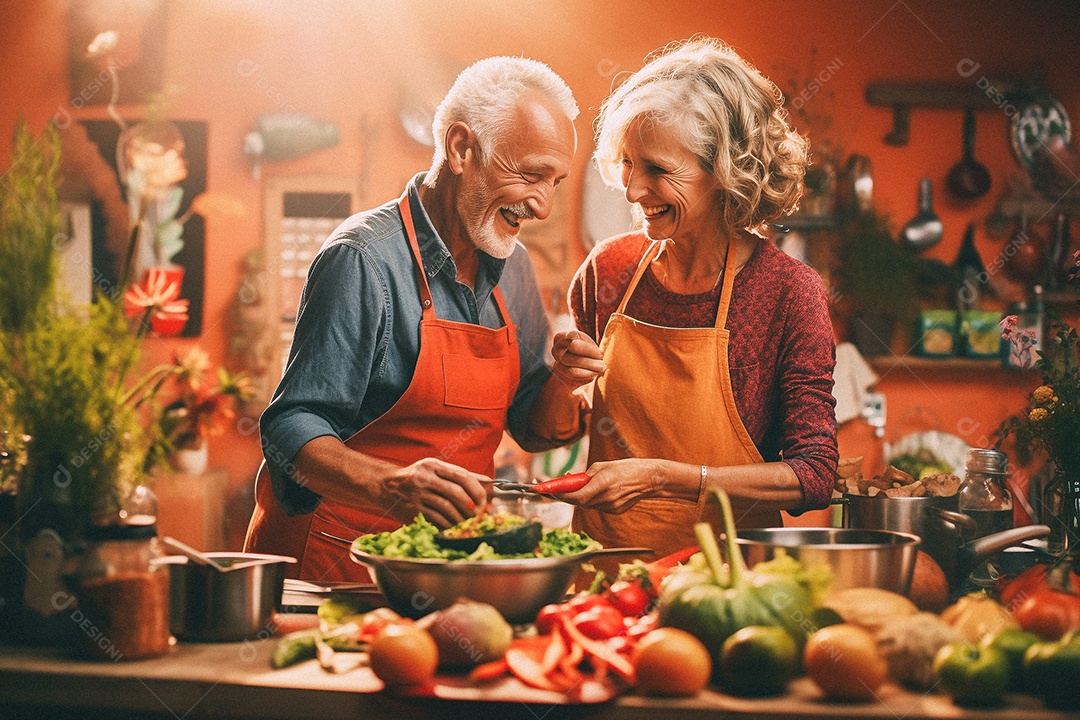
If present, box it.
[158,552,296,642]
[837,493,1050,589]
[734,528,921,595]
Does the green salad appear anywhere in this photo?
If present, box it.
[352,514,599,560]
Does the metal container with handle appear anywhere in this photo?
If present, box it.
[733,528,921,595]
[837,493,1050,590]
[157,552,296,642]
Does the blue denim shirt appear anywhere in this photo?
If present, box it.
[259,174,554,514]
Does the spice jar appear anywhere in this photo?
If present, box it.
[73,486,171,660]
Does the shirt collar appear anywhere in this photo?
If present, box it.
[406,173,508,288]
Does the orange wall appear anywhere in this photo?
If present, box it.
[2,0,1079,540]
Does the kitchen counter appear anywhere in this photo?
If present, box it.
[1,629,1077,720]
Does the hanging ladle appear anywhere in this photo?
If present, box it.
[901,178,944,250]
[946,107,992,200]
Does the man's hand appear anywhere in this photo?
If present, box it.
[381,458,489,528]
[550,330,604,391]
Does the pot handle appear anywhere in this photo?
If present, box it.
[930,508,978,532]
[967,524,1051,561]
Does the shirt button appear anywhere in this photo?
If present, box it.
[423,299,431,308]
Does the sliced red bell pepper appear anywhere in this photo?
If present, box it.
[558,614,636,683]
[468,658,509,683]
[505,636,563,691]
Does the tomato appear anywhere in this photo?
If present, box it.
[566,592,610,613]
[633,627,711,697]
[534,603,570,635]
[604,580,652,617]
[803,624,887,700]
[1013,589,1080,641]
[572,604,626,640]
[368,624,438,687]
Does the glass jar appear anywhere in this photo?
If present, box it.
[73,486,171,660]
[959,448,1013,587]
[1043,463,1080,556]
[959,448,1014,537]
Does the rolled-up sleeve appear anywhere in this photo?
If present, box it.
[259,241,387,515]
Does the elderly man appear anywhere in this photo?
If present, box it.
[245,57,591,581]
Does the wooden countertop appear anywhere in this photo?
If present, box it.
[1,628,1076,720]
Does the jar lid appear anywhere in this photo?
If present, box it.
[965,448,1008,474]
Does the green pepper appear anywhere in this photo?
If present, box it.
[1024,637,1080,711]
[982,627,1040,692]
[932,642,1010,707]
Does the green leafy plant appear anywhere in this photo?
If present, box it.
[833,209,920,328]
[0,121,61,333]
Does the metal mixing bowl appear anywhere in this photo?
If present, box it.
[734,528,921,595]
[158,552,295,642]
[350,548,595,624]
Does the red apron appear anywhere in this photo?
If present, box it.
[244,193,520,582]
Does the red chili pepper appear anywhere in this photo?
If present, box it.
[533,472,591,494]
[572,604,626,640]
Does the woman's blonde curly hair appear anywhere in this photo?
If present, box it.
[594,36,809,231]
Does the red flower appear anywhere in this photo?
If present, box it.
[123,268,190,337]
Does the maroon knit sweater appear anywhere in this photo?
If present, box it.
[569,233,838,512]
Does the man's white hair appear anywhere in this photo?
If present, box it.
[424,56,578,187]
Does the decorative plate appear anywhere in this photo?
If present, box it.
[884,430,971,476]
[1010,95,1072,172]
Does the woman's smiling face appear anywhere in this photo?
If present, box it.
[619,116,720,243]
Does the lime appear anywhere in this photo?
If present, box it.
[718,625,798,696]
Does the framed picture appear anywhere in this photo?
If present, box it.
[80,119,206,337]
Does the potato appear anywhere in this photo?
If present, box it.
[823,587,918,634]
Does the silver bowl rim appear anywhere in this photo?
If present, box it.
[731,527,922,549]
[349,546,601,572]
[156,552,298,566]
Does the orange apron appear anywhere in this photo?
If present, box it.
[245,193,520,582]
[574,238,779,564]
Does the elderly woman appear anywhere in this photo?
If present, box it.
[551,37,837,558]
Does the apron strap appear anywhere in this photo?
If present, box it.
[714,237,739,330]
[398,191,511,328]
[614,240,663,315]
[398,193,436,321]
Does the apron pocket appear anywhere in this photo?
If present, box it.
[443,354,512,410]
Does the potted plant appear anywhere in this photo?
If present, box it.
[832,209,920,356]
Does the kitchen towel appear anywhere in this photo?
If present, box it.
[833,341,879,424]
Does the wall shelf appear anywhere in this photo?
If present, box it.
[868,355,1027,373]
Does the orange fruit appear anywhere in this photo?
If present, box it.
[634,627,712,696]
[803,623,887,700]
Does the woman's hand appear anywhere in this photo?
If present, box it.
[554,459,679,514]
[550,330,605,391]
[381,458,489,528]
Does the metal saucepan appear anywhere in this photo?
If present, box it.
[157,552,296,642]
[837,493,1050,589]
[733,528,921,595]
[349,546,651,623]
